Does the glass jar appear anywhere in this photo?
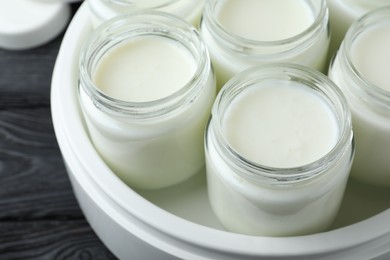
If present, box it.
[328,7,390,187]
[205,63,354,236]
[200,0,330,90]
[327,0,390,60]
[79,11,216,190]
[87,0,205,28]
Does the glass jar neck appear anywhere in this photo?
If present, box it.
[102,0,179,9]
[210,64,352,185]
[343,0,390,11]
[202,0,328,60]
[340,7,390,111]
[79,11,210,120]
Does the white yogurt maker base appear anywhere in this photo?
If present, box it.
[51,3,390,259]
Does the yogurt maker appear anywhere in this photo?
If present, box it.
[51,4,390,259]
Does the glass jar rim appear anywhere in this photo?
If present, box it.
[79,10,210,119]
[202,0,328,58]
[101,0,180,9]
[342,6,390,108]
[210,63,353,184]
[342,0,390,10]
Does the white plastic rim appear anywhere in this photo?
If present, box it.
[51,3,390,259]
[0,0,71,50]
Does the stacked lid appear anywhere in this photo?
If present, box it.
[0,0,82,50]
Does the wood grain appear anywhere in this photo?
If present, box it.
[0,35,62,109]
[0,108,82,220]
[0,2,117,259]
[0,221,116,259]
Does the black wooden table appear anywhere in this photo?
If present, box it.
[0,3,117,259]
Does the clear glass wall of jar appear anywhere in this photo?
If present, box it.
[328,7,390,187]
[87,0,205,28]
[200,0,330,90]
[205,64,354,236]
[327,0,390,61]
[79,11,216,189]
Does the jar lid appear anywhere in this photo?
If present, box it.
[0,0,72,50]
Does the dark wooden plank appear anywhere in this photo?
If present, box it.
[0,3,116,259]
[0,108,83,220]
[0,2,84,220]
[0,220,117,259]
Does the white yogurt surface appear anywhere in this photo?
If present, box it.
[351,22,390,92]
[223,80,339,168]
[217,0,314,41]
[93,36,196,102]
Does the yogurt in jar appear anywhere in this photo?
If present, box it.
[200,0,330,90]
[88,0,205,28]
[351,24,390,92]
[216,0,314,41]
[223,81,339,168]
[79,12,216,189]
[328,8,390,187]
[327,0,390,61]
[93,36,197,102]
[205,64,354,236]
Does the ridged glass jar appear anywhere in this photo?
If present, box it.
[79,11,216,189]
[205,64,354,236]
[200,0,330,90]
[327,0,390,59]
[328,7,390,187]
[87,0,205,28]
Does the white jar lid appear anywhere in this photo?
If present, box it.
[0,0,72,50]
